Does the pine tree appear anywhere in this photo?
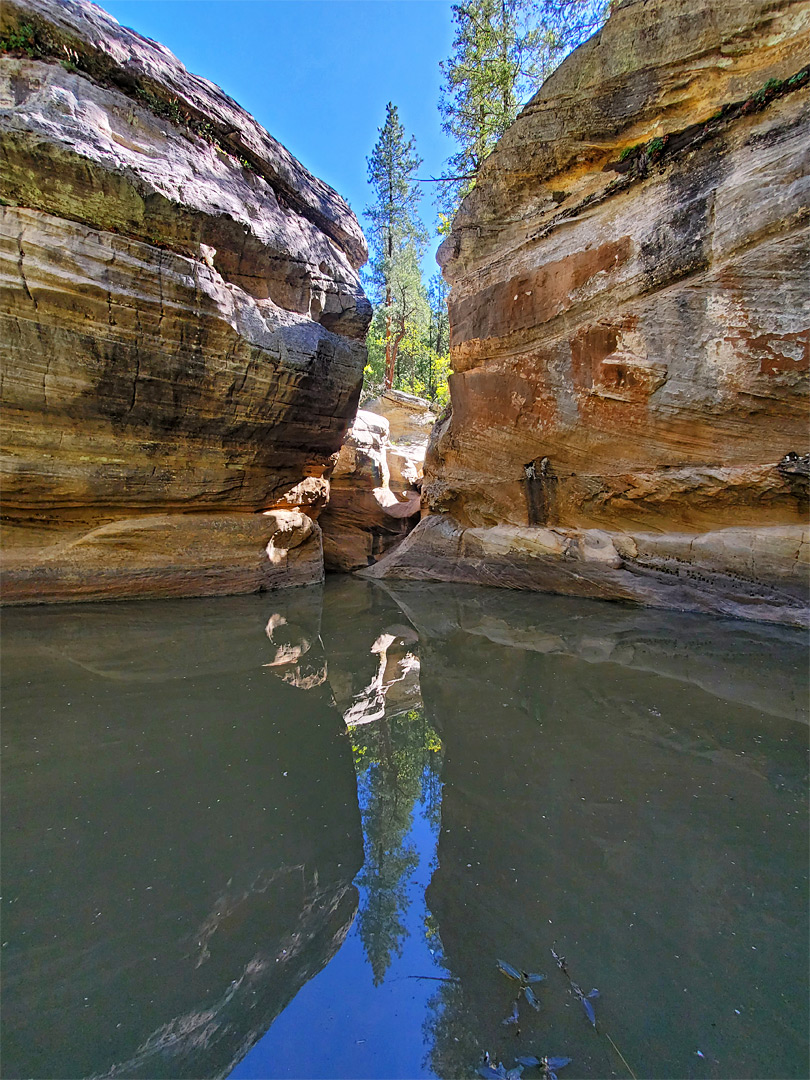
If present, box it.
[365,103,428,390]
[424,273,451,403]
[438,1,609,218]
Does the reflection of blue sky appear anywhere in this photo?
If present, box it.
[231,599,454,1078]
[230,789,449,1080]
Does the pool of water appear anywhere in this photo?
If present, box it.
[1,578,807,1079]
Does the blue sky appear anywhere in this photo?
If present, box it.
[100,0,458,267]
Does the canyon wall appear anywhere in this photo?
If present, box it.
[0,0,371,602]
[367,0,809,626]
[319,410,421,573]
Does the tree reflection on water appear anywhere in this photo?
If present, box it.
[344,628,443,985]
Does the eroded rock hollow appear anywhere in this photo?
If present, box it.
[366,0,810,626]
[0,0,371,602]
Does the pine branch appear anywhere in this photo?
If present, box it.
[414,174,477,183]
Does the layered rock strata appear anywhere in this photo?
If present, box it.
[366,0,809,626]
[319,411,420,572]
[0,0,370,603]
[364,388,437,445]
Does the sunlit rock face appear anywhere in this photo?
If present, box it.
[364,388,437,446]
[319,411,420,572]
[368,0,809,625]
[0,0,371,602]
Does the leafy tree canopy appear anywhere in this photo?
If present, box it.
[363,104,449,402]
[438,0,610,217]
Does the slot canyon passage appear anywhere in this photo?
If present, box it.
[1,1,808,1079]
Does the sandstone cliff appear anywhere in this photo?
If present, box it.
[366,0,809,626]
[319,410,420,572]
[0,0,371,602]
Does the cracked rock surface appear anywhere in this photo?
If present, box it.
[0,0,371,602]
[368,0,809,626]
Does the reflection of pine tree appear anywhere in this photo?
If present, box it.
[422,977,481,1080]
[352,708,443,985]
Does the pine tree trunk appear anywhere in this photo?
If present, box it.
[384,200,394,389]
[385,290,394,389]
[389,319,408,387]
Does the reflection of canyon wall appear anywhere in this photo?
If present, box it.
[317,576,422,725]
[367,0,809,626]
[0,0,370,603]
[385,583,808,1080]
[384,582,808,723]
[1,595,363,1080]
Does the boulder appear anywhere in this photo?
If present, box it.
[363,388,437,444]
[0,0,371,603]
[361,515,809,627]
[1,509,324,604]
[387,444,425,493]
[319,411,420,572]
[370,0,810,625]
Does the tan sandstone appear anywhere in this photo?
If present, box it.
[319,411,420,572]
[0,0,371,602]
[367,0,810,626]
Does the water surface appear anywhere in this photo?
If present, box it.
[2,579,807,1079]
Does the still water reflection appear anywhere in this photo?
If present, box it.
[1,580,807,1079]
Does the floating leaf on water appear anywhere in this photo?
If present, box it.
[502,1000,520,1026]
[581,996,596,1026]
[523,984,541,1011]
[525,972,546,984]
[497,959,523,981]
[515,1056,541,1068]
[478,1058,509,1080]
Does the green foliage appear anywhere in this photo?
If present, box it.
[364,102,426,396]
[135,86,185,127]
[364,103,450,402]
[437,1,610,218]
[0,22,40,57]
[363,270,451,405]
[742,68,807,113]
[351,707,444,984]
[617,133,671,172]
[366,103,426,281]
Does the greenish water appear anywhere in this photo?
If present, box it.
[1,579,807,1079]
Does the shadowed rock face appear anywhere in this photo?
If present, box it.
[367,0,809,625]
[0,0,371,602]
